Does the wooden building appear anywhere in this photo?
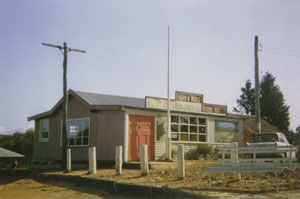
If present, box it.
[28,90,267,162]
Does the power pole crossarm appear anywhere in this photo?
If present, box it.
[42,43,62,49]
[69,48,86,53]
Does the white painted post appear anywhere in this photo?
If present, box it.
[140,144,149,176]
[88,146,97,174]
[116,146,123,176]
[231,142,241,180]
[230,142,238,159]
[178,144,185,179]
[66,148,71,172]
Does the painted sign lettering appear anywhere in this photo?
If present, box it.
[175,92,203,103]
[202,104,227,114]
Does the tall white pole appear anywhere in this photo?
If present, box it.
[166,26,172,160]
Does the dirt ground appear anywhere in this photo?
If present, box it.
[1,160,300,198]
[45,160,300,198]
[0,174,137,199]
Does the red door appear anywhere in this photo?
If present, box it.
[128,115,154,161]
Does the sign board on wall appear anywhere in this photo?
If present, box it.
[175,91,203,103]
[202,104,227,114]
[145,97,202,113]
[145,91,227,115]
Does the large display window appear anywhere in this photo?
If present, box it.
[215,120,239,143]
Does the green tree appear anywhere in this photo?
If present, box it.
[233,80,255,114]
[260,72,290,133]
[234,72,290,134]
[0,128,34,165]
[296,126,300,134]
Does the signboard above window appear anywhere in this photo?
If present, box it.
[202,104,227,114]
[175,91,203,104]
[145,91,227,115]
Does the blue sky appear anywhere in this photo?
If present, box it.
[1,0,300,134]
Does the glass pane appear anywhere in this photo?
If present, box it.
[181,116,188,124]
[83,128,89,136]
[199,118,206,125]
[83,138,89,145]
[76,138,82,145]
[77,131,83,137]
[42,131,48,138]
[180,134,188,141]
[199,135,206,142]
[77,120,83,137]
[42,120,49,131]
[67,124,78,138]
[190,126,197,133]
[190,134,197,141]
[171,124,179,132]
[190,117,197,124]
[69,138,75,146]
[180,125,188,132]
[199,127,206,133]
[156,117,167,141]
[171,133,179,141]
[171,116,179,123]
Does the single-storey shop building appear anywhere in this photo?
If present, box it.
[28,90,263,162]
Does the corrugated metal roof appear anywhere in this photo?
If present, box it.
[74,90,145,108]
[0,147,24,158]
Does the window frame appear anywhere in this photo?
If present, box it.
[62,117,90,147]
[39,118,49,142]
[170,115,207,143]
[215,120,239,143]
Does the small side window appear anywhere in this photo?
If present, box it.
[39,119,49,142]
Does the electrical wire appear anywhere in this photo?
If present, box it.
[260,44,300,58]
[262,46,300,54]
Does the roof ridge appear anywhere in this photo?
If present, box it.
[73,90,144,100]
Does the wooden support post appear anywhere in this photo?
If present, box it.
[66,148,71,172]
[116,146,122,176]
[254,35,261,134]
[177,144,185,179]
[41,42,86,170]
[88,146,96,174]
[140,144,149,176]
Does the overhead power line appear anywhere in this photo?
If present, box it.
[259,44,300,58]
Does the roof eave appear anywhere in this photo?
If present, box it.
[27,110,52,121]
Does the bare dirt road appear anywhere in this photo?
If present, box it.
[0,175,133,199]
[1,160,300,198]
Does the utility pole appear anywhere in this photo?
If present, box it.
[42,42,86,170]
[254,36,261,134]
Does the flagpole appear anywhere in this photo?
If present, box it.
[166,26,172,160]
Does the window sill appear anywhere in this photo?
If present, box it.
[171,141,207,144]
[39,139,49,142]
[60,145,90,148]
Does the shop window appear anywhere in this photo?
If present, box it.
[156,116,167,141]
[215,121,238,143]
[66,118,90,146]
[39,119,49,142]
[171,115,207,142]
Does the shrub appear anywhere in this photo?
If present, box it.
[185,144,215,160]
